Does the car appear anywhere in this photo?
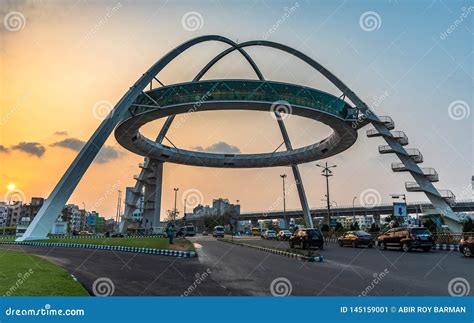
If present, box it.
[79,231,94,236]
[459,236,473,257]
[263,229,277,240]
[260,228,268,239]
[202,230,208,236]
[110,232,125,238]
[213,226,225,238]
[377,227,434,252]
[289,228,324,250]
[338,231,373,248]
[277,230,292,240]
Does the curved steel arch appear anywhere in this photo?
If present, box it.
[18,35,263,241]
[20,36,460,241]
[191,39,460,224]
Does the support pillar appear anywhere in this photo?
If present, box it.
[275,113,313,228]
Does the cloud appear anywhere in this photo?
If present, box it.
[50,138,84,151]
[50,138,122,164]
[54,131,69,136]
[0,145,9,153]
[192,141,241,154]
[11,142,45,157]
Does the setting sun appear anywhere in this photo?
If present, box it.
[7,183,16,192]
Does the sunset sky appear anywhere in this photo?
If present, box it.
[1,0,472,219]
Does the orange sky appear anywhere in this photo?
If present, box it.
[1,1,471,219]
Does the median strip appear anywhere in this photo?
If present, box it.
[0,241,197,258]
[218,238,324,262]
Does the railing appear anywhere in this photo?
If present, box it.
[391,162,406,171]
[405,182,421,191]
[136,79,354,119]
[422,168,439,182]
[391,131,408,145]
[439,190,456,201]
[379,116,394,129]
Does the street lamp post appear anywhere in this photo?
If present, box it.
[280,174,287,229]
[316,162,337,230]
[173,188,179,224]
[352,196,357,223]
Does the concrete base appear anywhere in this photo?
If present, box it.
[16,235,48,242]
[153,227,164,235]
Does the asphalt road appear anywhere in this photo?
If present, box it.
[0,243,227,296]
[1,237,471,296]
[191,236,473,296]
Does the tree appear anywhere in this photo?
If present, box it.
[369,223,380,233]
[350,221,360,230]
[463,218,473,233]
[321,224,329,232]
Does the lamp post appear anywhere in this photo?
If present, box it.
[280,174,288,229]
[352,196,357,223]
[316,162,337,230]
[173,188,179,223]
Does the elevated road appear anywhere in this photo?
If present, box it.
[224,200,474,221]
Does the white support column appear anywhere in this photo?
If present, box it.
[152,162,163,233]
[274,113,314,228]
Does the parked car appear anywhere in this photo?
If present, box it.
[79,231,94,236]
[260,228,268,239]
[459,236,473,257]
[377,227,434,252]
[263,229,277,240]
[338,231,373,248]
[289,228,324,250]
[277,230,292,241]
[213,226,225,238]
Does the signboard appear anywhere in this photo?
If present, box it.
[393,202,407,217]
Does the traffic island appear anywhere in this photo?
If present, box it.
[0,250,89,296]
[0,237,197,258]
[218,238,324,262]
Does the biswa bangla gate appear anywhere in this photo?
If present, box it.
[18,35,463,241]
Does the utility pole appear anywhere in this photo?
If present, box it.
[280,174,288,229]
[173,188,179,224]
[115,190,122,230]
[316,162,337,230]
[183,198,187,226]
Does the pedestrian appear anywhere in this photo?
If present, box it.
[167,224,175,244]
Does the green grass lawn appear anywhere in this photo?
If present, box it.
[37,236,195,252]
[0,250,89,296]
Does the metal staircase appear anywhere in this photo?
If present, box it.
[365,115,459,224]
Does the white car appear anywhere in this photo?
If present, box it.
[263,230,277,240]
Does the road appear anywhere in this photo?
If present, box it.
[190,236,473,296]
[1,236,471,296]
